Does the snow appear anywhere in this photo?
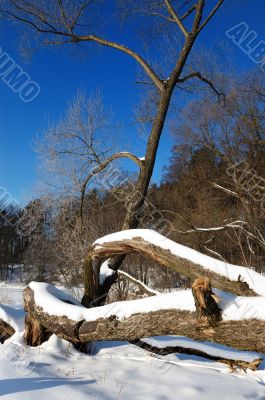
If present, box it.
[3,236,265,399]
[94,229,265,296]
[29,282,194,322]
[28,282,265,323]
[1,285,265,399]
[0,304,25,331]
[99,259,115,285]
[29,282,87,321]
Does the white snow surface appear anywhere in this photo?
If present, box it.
[1,285,265,399]
[94,229,265,296]
[99,259,115,285]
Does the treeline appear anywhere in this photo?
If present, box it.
[0,209,25,280]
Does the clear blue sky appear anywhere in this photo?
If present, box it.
[0,0,263,205]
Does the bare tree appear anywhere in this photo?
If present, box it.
[1,0,226,304]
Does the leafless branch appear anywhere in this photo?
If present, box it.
[177,71,225,101]
[197,0,225,34]
[163,0,188,37]
[80,151,144,221]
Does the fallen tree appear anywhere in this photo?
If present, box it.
[23,280,265,354]
[0,229,263,370]
[20,229,265,368]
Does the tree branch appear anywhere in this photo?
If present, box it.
[118,270,159,296]
[76,35,164,91]
[80,152,144,221]
[163,0,188,37]
[197,0,225,34]
[90,230,258,296]
[177,71,225,101]
[133,339,262,372]
[180,4,196,21]
[23,283,265,358]
[0,7,164,91]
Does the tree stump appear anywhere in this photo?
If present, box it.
[192,277,222,326]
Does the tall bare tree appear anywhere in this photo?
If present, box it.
[1,0,225,305]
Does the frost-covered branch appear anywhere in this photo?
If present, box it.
[118,270,159,296]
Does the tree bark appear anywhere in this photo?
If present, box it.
[0,319,15,343]
[24,314,52,346]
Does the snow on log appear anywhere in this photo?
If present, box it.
[91,229,265,296]
[24,282,265,355]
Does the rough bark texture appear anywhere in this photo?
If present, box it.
[24,314,52,346]
[0,319,15,343]
[24,287,82,345]
[192,277,222,326]
[89,237,256,297]
[23,286,265,354]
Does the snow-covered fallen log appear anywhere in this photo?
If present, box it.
[20,229,265,369]
[91,229,264,296]
[23,282,265,357]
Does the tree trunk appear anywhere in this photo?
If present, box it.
[83,37,199,306]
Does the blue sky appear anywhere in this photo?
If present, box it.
[0,0,264,205]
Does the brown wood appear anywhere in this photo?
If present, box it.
[192,277,222,326]
[24,314,52,346]
[0,319,15,343]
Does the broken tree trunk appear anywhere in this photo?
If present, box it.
[192,277,222,326]
[86,232,257,299]
[23,229,265,368]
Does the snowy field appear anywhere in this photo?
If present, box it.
[1,285,265,399]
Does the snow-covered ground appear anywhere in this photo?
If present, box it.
[1,285,265,399]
